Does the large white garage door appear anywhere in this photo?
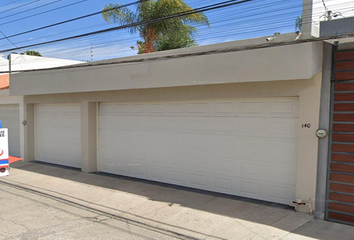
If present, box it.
[0,104,20,157]
[98,98,299,204]
[35,103,81,168]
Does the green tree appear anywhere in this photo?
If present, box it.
[155,25,197,51]
[132,25,197,54]
[21,50,42,57]
[102,0,209,53]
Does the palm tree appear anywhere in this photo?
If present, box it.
[102,0,209,53]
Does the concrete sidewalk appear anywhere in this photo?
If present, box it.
[0,161,353,240]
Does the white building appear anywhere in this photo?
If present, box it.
[309,0,354,37]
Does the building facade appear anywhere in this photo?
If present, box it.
[9,37,328,215]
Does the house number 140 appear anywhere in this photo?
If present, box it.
[302,123,311,128]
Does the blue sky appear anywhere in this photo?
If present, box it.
[0,0,304,61]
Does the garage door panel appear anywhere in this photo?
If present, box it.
[263,164,297,185]
[149,152,165,164]
[263,140,297,162]
[98,98,298,204]
[100,98,299,118]
[98,129,114,144]
[213,158,235,175]
[188,156,208,170]
[239,140,262,160]
[117,162,132,175]
[99,160,115,173]
[35,103,81,168]
[239,179,261,197]
[168,154,186,169]
[107,116,298,139]
[104,117,297,141]
[213,135,240,158]
[151,168,165,181]
[239,162,261,179]
[0,104,20,157]
[214,101,235,113]
[187,135,210,154]
[213,177,233,193]
[132,165,147,177]
[167,133,187,149]
[104,161,121,174]
[188,172,207,188]
[113,149,128,159]
[168,170,185,184]
[270,99,298,114]
[266,183,296,203]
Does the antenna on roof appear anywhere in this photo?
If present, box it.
[8,54,11,75]
[91,43,93,62]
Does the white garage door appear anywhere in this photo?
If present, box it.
[35,103,81,168]
[98,98,299,204]
[0,104,20,157]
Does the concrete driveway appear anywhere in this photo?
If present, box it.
[0,161,353,240]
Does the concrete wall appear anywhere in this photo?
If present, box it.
[10,42,323,96]
[314,42,333,220]
[320,17,354,38]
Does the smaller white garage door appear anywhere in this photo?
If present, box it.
[35,103,81,168]
[0,104,20,157]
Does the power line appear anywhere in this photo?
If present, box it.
[0,0,149,41]
[35,15,299,57]
[33,17,334,60]
[0,0,334,47]
[0,10,306,52]
[0,0,341,45]
[322,0,329,12]
[1,0,351,60]
[0,0,265,53]
[6,19,315,56]
[0,0,42,15]
[0,31,20,50]
[0,0,89,27]
[0,0,67,21]
[0,0,22,9]
[44,22,296,59]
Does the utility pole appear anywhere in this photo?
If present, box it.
[8,53,11,75]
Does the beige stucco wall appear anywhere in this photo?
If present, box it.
[21,73,323,212]
[10,42,323,96]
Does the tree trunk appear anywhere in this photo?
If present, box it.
[143,28,156,53]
